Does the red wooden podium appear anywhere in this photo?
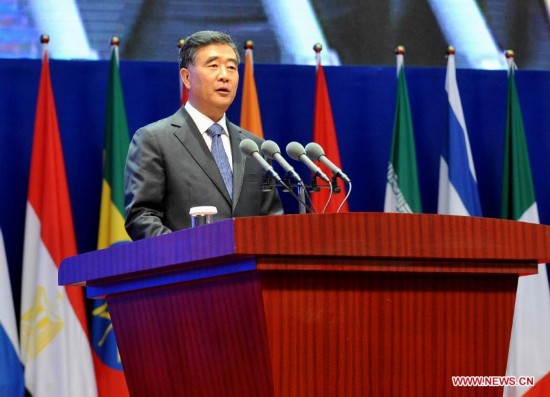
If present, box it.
[59,213,550,396]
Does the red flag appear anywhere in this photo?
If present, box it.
[20,40,96,396]
[240,43,264,138]
[312,59,349,213]
[525,371,550,396]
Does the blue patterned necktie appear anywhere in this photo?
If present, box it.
[207,123,233,199]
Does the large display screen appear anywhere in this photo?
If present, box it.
[1,0,549,69]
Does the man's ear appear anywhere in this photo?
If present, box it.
[180,68,191,89]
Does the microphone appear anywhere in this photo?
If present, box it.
[261,140,303,183]
[285,141,330,183]
[239,139,282,183]
[305,142,351,183]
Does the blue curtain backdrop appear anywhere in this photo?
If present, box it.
[1,59,550,314]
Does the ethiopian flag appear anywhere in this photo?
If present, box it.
[92,42,131,397]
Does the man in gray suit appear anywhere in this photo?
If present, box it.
[124,30,283,240]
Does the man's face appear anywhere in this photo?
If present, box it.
[180,43,239,121]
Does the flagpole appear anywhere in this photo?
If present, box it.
[244,40,254,73]
[40,33,49,58]
[395,45,405,76]
[313,42,322,69]
[505,49,517,73]
[111,35,120,64]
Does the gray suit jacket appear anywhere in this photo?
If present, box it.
[124,106,283,240]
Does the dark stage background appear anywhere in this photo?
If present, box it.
[1,59,550,316]
[5,0,550,69]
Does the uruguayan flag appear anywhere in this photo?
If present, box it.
[0,228,24,396]
[438,50,482,216]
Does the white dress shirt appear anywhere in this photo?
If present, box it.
[184,102,233,171]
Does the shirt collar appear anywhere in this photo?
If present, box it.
[185,102,228,136]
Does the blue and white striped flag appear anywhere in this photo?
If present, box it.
[437,47,482,216]
[0,228,25,396]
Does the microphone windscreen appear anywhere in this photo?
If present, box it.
[260,140,280,159]
[239,138,259,156]
[305,142,324,161]
[286,141,306,161]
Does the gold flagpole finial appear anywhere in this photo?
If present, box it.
[394,45,405,55]
[244,40,254,50]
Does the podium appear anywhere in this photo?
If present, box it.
[59,213,550,396]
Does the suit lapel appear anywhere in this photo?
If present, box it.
[172,107,232,204]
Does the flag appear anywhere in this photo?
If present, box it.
[502,51,550,397]
[0,228,24,396]
[524,372,550,396]
[92,40,130,397]
[239,41,264,138]
[19,37,97,396]
[312,45,348,213]
[501,56,539,223]
[437,47,482,216]
[384,47,422,213]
